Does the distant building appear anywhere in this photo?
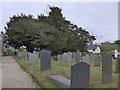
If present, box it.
[87,45,101,54]
[101,41,110,45]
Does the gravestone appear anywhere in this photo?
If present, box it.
[115,56,120,73]
[71,62,90,88]
[33,51,39,57]
[28,52,38,65]
[0,35,3,56]
[68,52,73,60]
[62,52,72,63]
[18,52,27,60]
[72,52,76,60]
[81,52,87,57]
[102,51,112,83]
[82,54,89,64]
[40,50,51,71]
[94,54,101,67]
[53,55,58,61]
[57,55,62,60]
[75,51,81,62]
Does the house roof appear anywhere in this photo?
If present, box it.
[88,45,97,50]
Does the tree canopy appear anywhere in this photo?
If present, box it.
[5,6,96,55]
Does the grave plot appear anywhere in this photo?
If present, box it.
[47,62,90,88]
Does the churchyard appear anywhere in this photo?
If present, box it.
[13,50,118,88]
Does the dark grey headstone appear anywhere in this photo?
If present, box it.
[40,50,51,71]
[102,51,112,83]
[71,62,90,88]
[115,56,120,73]
[28,52,38,65]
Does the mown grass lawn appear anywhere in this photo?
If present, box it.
[14,56,119,89]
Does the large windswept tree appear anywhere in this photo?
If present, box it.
[5,6,96,55]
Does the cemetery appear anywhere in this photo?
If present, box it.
[13,50,118,88]
[0,3,119,89]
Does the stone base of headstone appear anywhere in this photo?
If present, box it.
[47,74,70,88]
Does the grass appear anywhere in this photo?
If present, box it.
[100,43,118,52]
[14,56,119,88]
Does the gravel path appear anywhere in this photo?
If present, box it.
[2,56,40,88]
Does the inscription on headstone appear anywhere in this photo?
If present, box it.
[102,51,112,83]
[71,62,90,88]
[40,50,51,71]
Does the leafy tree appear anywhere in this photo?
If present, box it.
[5,14,55,53]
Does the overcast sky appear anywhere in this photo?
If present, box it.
[0,2,118,43]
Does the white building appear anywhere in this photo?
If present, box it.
[87,45,101,54]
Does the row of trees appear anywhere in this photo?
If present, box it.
[5,6,96,55]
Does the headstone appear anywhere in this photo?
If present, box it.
[53,55,58,61]
[82,54,89,64]
[18,52,27,60]
[71,62,90,88]
[115,56,120,73]
[57,55,62,60]
[0,35,3,56]
[62,52,72,63]
[102,51,112,83]
[72,52,76,60]
[28,52,38,65]
[94,54,101,67]
[75,51,81,61]
[40,50,51,71]
[81,52,87,57]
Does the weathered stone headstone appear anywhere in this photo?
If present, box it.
[82,54,89,64]
[115,56,120,73]
[28,52,38,65]
[71,62,90,88]
[57,55,62,60]
[53,55,58,61]
[18,52,27,60]
[40,50,51,71]
[62,52,72,63]
[72,52,76,60]
[81,52,87,57]
[94,54,101,67]
[0,35,3,56]
[102,51,112,83]
[75,51,81,62]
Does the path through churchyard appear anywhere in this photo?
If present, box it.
[2,56,40,88]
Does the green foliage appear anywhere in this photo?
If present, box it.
[5,6,96,54]
[100,43,118,52]
[3,48,16,56]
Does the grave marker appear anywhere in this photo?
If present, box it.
[40,50,51,71]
